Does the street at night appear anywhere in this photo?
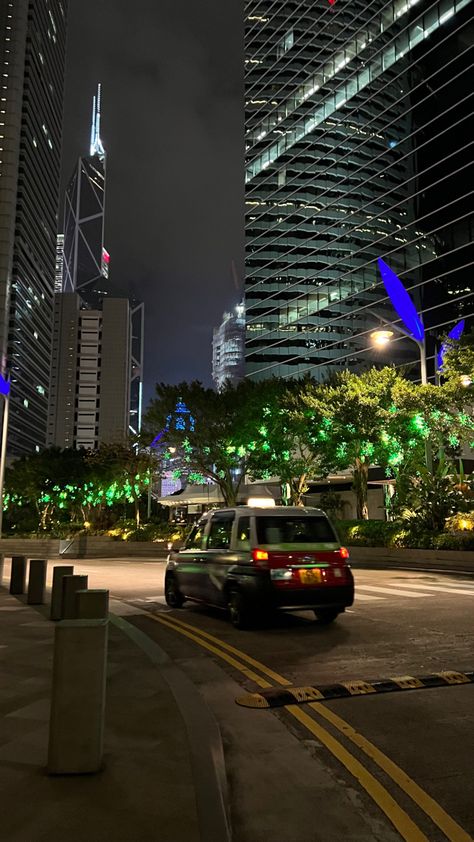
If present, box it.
[34,557,474,841]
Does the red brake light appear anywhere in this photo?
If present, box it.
[252,549,269,566]
[339,546,350,560]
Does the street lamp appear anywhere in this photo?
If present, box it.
[376,258,429,385]
[0,373,11,539]
[370,329,394,348]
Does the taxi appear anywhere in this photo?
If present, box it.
[164,505,354,628]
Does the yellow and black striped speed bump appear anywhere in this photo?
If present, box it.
[236,670,474,708]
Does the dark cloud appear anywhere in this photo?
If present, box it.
[61,0,243,405]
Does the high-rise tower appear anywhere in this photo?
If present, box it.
[244,0,474,382]
[0,0,68,455]
[62,83,108,307]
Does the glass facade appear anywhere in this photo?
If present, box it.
[212,302,246,388]
[244,0,474,382]
[0,0,68,455]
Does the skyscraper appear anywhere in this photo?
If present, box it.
[50,84,145,449]
[244,0,473,382]
[62,83,108,307]
[0,0,68,454]
[48,293,131,449]
[212,302,246,388]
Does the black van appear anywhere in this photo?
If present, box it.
[165,506,354,628]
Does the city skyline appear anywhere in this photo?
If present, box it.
[61,0,243,403]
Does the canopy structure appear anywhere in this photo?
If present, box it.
[156,483,281,508]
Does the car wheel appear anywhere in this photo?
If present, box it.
[228,590,253,630]
[314,608,340,624]
[165,575,185,608]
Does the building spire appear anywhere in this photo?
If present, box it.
[90,82,105,159]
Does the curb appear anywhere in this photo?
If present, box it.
[110,612,232,842]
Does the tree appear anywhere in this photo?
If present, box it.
[246,377,324,505]
[142,380,280,505]
[85,444,154,527]
[5,448,88,532]
[303,368,429,520]
[441,327,474,391]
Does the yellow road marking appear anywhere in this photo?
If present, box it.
[157,612,291,685]
[150,614,271,689]
[288,705,428,842]
[146,608,473,842]
[311,703,473,842]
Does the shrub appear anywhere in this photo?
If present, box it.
[335,519,397,547]
[445,511,474,532]
[433,532,474,551]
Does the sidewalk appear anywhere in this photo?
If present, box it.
[0,587,201,842]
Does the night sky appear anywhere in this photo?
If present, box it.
[61,0,244,406]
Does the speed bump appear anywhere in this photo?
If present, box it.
[236,670,474,708]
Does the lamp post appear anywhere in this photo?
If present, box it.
[0,374,11,538]
[370,326,428,385]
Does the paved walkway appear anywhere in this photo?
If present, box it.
[0,587,201,842]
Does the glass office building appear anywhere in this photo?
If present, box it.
[62,84,108,307]
[244,0,474,382]
[0,0,68,454]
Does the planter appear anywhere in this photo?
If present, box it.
[348,545,474,574]
[0,536,171,559]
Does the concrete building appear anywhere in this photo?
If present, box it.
[244,0,474,382]
[47,294,131,449]
[212,302,245,389]
[0,0,68,454]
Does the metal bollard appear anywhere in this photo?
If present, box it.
[47,618,108,774]
[76,589,109,620]
[0,552,4,585]
[61,575,88,619]
[50,566,74,620]
[27,559,47,605]
[9,555,27,595]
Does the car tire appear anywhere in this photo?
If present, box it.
[314,608,340,624]
[164,575,185,608]
[228,589,253,630]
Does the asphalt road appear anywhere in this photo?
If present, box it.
[56,559,474,841]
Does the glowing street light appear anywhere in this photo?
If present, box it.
[370,329,394,347]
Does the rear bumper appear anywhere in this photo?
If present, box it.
[272,583,354,610]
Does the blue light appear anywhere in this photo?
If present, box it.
[150,429,165,448]
[388,140,398,148]
[0,374,10,396]
[377,258,424,342]
[437,319,465,371]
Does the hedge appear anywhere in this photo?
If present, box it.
[335,520,474,551]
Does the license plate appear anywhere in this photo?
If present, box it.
[298,568,322,585]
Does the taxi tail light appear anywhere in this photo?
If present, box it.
[339,546,350,560]
[252,548,269,568]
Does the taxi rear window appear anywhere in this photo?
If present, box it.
[256,516,336,546]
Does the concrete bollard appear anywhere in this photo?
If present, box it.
[9,555,27,595]
[76,589,109,620]
[61,575,88,620]
[47,618,108,774]
[50,566,74,620]
[0,552,4,585]
[27,558,47,605]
